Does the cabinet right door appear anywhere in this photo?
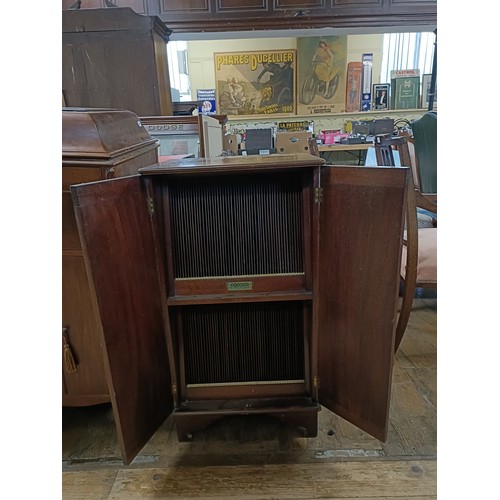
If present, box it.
[317,165,408,441]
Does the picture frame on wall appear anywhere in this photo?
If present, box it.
[372,83,390,111]
[345,62,362,112]
[296,36,347,115]
[214,50,296,117]
[421,73,437,108]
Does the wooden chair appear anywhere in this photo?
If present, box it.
[307,136,320,157]
[374,134,413,168]
[396,174,437,351]
[411,111,437,194]
[374,135,437,351]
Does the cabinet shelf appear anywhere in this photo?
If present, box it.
[167,290,313,306]
[172,273,309,297]
[176,396,318,413]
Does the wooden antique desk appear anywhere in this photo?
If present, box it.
[319,143,372,165]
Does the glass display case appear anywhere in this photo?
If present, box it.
[140,115,227,158]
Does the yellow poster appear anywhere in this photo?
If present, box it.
[215,50,296,117]
[297,37,347,115]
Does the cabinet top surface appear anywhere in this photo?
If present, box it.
[139,153,325,175]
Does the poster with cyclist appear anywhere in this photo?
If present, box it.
[297,37,347,115]
[214,50,296,116]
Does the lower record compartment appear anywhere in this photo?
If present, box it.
[172,397,320,440]
[174,301,311,398]
[171,300,315,439]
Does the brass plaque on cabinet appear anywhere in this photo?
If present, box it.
[226,281,253,291]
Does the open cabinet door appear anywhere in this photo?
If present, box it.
[71,175,173,465]
[198,114,223,158]
[317,166,408,441]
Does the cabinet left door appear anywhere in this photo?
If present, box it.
[71,175,174,465]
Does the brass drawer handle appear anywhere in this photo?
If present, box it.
[106,168,115,179]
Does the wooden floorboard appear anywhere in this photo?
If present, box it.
[62,298,437,499]
[62,469,118,500]
[62,460,436,499]
[115,460,436,499]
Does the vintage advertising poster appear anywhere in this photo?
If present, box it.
[296,36,347,115]
[361,53,373,111]
[214,50,296,116]
[372,83,390,111]
[197,89,216,115]
[390,69,420,109]
[345,62,362,112]
[421,73,437,109]
[277,120,313,132]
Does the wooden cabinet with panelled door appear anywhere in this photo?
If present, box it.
[62,1,436,33]
[150,0,436,33]
[62,107,159,407]
[71,153,409,464]
[62,8,173,117]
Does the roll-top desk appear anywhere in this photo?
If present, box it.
[70,154,408,464]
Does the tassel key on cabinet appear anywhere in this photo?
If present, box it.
[62,327,78,373]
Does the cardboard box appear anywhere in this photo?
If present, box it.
[276,131,312,154]
[223,133,241,154]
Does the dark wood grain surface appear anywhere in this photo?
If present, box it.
[71,176,173,464]
[317,166,408,441]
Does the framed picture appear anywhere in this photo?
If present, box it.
[422,74,437,108]
[214,50,296,117]
[296,36,347,115]
[372,83,390,111]
[345,62,362,112]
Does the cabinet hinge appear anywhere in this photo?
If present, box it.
[146,195,154,217]
[313,375,320,389]
[171,383,177,395]
[314,187,323,204]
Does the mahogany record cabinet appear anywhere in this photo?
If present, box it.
[70,154,409,465]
